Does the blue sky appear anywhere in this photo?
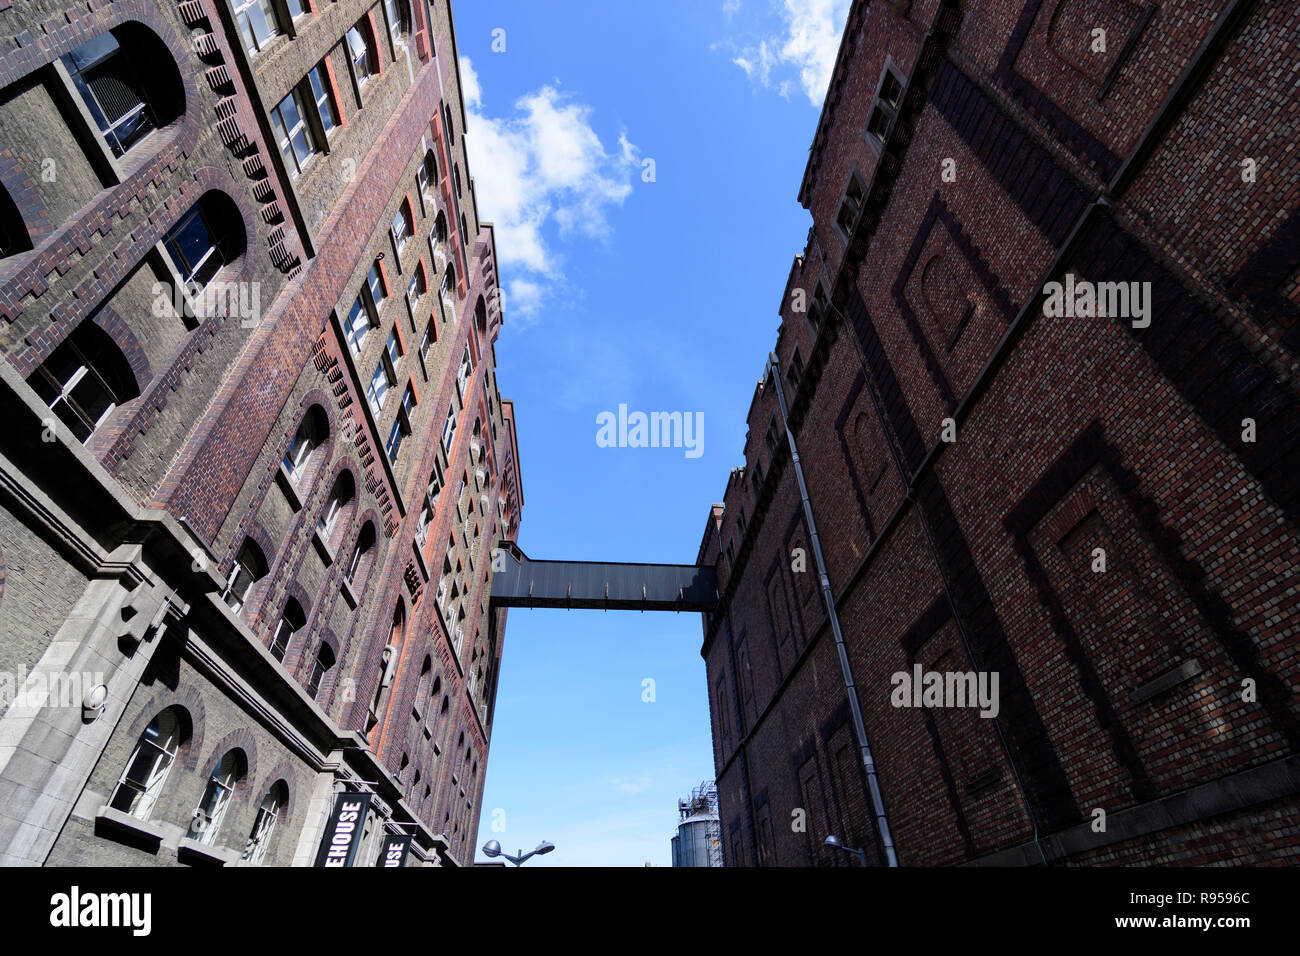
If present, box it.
[457,0,850,866]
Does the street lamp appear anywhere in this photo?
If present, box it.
[824,835,867,866]
[481,839,555,866]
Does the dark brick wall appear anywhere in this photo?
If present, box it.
[703,0,1299,866]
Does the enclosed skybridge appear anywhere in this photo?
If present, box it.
[488,541,720,614]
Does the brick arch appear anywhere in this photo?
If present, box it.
[279,390,335,489]
[0,7,203,305]
[89,304,154,390]
[252,759,301,830]
[281,580,314,622]
[196,727,259,799]
[226,518,278,623]
[10,169,258,382]
[343,508,384,596]
[307,625,343,704]
[315,458,361,549]
[121,684,207,772]
[0,8,200,153]
[0,148,50,247]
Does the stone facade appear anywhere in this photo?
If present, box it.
[699,0,1299,866]
[0,0,521,867]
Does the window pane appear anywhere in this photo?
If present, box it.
[166,212,215,280]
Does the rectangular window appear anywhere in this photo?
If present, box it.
[865,65,904,146]
[836,173,864,240]
[392,205,410,251]
[270,86,318,177]
[368,359,394,412]
[235,0,282,54]
[407,272,426,313]
[347,24,375,83]
[307,63,339,136]
[384,0,407,42]
[285,0,307,19]
[385,415,407,462]
[368,262,387,309]
[345,294,373,356]
[418,320,436,363]
[442,407,457,451]
[387,384,416,462]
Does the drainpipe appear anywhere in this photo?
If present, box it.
[766,353,899,867]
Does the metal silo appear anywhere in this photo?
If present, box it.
[671,781,723,867]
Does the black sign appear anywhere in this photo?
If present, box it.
[314,792,372,867]
[375,833,413,868]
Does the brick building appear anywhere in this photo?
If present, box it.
[0,0,521,866]
[699,0,1299,866]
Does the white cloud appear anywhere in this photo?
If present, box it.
[610,776,654,795]
[460,56,639,323]
[723,0,742,15]
[722,0,851,106]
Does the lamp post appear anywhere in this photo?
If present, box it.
[824,835,867,866]
[481,839,555,866]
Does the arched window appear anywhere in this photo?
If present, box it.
[441,262,457,304]
[475,296,488,335]
[270,597,306,662]
[188,748,247,845]
[415,656,432,711]
[283,405,328,484]
[307,643,335,699]
[27,319,140,442]
[242,780,288,865]
[221,538,268,613]
[345,521,376,586]
[60,25,185,160]
[108,707,188,820]
[433,211,448,246]
[318,471,356,542]
[417,149,438,200]
[429,674,442,711]
[162,192,247,299]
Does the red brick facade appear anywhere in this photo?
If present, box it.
[700,0,1299,867]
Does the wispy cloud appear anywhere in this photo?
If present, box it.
[718,0,851,106]
[609,775,654,795]
[460,57,640,323]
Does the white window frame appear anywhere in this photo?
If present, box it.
[242,787,282,865]
[271,85,319,178]
[234,0,283,55]
[109,713,180,821]
[189,751,240,846]
[347,25,374,84]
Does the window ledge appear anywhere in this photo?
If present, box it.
[312,528,335,566]
[341,578,359,609]
[177,837,238,867]
[94,805,166,852]
[276,464,304,511]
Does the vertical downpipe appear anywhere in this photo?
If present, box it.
[767,353,899,867]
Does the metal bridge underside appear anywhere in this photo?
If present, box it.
[488,542,720,614]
